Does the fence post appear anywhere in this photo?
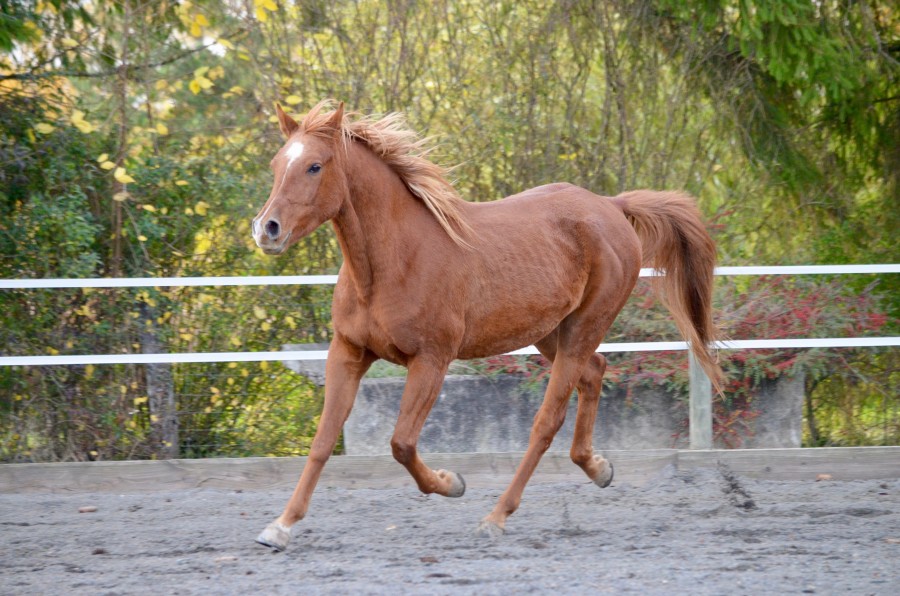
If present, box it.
[689,351,712,449]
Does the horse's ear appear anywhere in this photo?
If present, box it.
[275,103,299,138]
[326,102,344,139]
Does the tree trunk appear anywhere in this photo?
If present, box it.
[139,302,178,459]
[805,378,821,447]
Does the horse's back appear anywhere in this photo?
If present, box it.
[465,182,640,264]
[453,183,642,358]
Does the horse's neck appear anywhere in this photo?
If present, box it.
[330,144,427,299]
[330,199,373,299]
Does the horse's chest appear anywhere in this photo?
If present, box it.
[333,294,454,363]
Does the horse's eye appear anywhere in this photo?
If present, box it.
[307,163,322,174]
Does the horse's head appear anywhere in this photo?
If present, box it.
[252,103,347,255]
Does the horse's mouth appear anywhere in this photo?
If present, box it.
[258,230,292,255]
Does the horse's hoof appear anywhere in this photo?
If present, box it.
[438,469,466,498]
[255,520,291,551]
[474,519,505,539]
[594,458,614,488]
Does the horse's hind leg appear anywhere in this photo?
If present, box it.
[534,334,613,487]
[477,339,596,537]
[570,353,614,487]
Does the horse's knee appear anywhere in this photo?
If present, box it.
[390,438,416,465]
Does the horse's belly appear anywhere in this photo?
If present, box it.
[456,291,576,359]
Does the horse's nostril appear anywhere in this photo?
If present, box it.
[264,220,280,241]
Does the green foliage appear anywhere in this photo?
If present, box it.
[0,0,897,460]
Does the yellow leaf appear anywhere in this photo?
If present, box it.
[62,37,78,48]
[114,167,135,184]
[253,306,267,319]
[74,119,95,134]
[194,66,210,78]
[190,22,202,37]
[194,201,209,216]
[113,191,129,202]
[100,160,115,170]
[154,80,168,90]
[175,180,188,186]
[133,396,148,405]
[262,0,277,11]
[35,123,54,134]
[284,315,296,330]
[196,76,213,89]
[47,347,59,355]
[255,6,268,22]
[156,123,168,135]
[180,332,193,341]
[138,235,148,242]
[228,85,244,95]
[261,321,272,331]
[194,13,209,26]
[71,109,95,133]
[285,95,302,105]
[85,364,94,380]
[97,153,109,163]
[217,38,234,50]
[142,204,156,212]
[189,79,201,94]
[230,336,243,347]
[259,360,269,370]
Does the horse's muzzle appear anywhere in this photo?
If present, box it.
[252,217,291,255]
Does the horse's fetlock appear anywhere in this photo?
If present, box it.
[570,447,594,467]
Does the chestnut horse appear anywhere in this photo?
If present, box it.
[252,101,723,550]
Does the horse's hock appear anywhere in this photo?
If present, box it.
[282,344,804,454]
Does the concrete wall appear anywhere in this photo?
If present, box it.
[282,346,806,455]
[342,375,805,455]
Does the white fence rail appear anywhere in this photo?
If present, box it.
[3,264,898,450]
[1,264,897,367]
[1,264,898,290]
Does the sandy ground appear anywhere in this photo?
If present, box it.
[1,464,898,595]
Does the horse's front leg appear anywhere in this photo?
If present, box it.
[256,337,375,551]
[390,356,466,498]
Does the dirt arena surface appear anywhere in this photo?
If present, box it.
[1,463,897,595]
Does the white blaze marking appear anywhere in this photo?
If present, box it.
[277,141,305,190]
[285,141,305,169]
[257,141,307,238]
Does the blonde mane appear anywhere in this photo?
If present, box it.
[299,101,472,247]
